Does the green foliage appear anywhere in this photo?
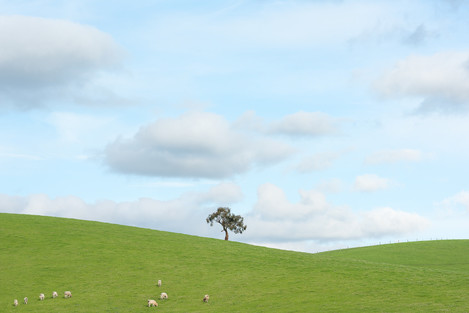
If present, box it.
[1,213,469,312]
[206,207,247,240]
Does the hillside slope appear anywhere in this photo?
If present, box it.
[1,213,469,312]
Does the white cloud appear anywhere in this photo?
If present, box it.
[233,110,265,133]
[315,178,344,193]
[374,51,469,113]
[196,182,243,205]
[296,148,352,172]
[235,110,341,138]
[296,152,338,172]
[0,15,124,109]
[104,111,294,178]
[269,111,339,137]
[354,174,390,192]
[245,183,429,242]
[361,207,430,237]
[0,182,242,235]
[365,149,422,164]
[439,191,469,212]
[252,183,328,221]
[0,194,26,211]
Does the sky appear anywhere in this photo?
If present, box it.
[1,0,469,253]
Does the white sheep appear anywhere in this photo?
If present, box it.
[64,291,72,298]
[160,292,168,300]
[52,291,58,298]
[148,299,158,307]
[24,297,28,304]
[39,293,45,301]
[157,280,162,287]
[13,299,18,307]
[203,294,210,303]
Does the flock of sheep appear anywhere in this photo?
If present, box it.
[12,279,210,308]
[13,291,71,307]
[147,279,209,308]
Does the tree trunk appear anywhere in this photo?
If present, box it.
[224,229,229,241]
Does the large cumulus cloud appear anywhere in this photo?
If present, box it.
[0,15,124,109]
[104,111,294,178]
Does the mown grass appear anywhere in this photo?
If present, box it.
[1,213,469,312]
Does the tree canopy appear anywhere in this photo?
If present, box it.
[206,207,247,241]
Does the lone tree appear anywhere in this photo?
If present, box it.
[206,207,247,241]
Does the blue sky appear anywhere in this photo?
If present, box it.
[1,0,469,252]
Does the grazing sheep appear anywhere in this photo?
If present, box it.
[157,280,162,287]
[203,294,210,303]
[160,292,168,300]
[13,299,18,307]
[52,291,58,298]
[148,299,158,307]
[39,293,45,301]
[64,291,72,298]
[24,297,28,304]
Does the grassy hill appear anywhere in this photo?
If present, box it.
[1,213,469,312]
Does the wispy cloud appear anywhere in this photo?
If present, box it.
[268,111,340,137]
[295,147,352,173]
[0,152,43,160]
[438,191,469,212]
[149,1,386,53]
[365,149,422,164]
[296,152,341,172]
[354,174,390,192]
[402,24,437,46]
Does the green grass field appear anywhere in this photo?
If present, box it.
[1,213,469,312]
